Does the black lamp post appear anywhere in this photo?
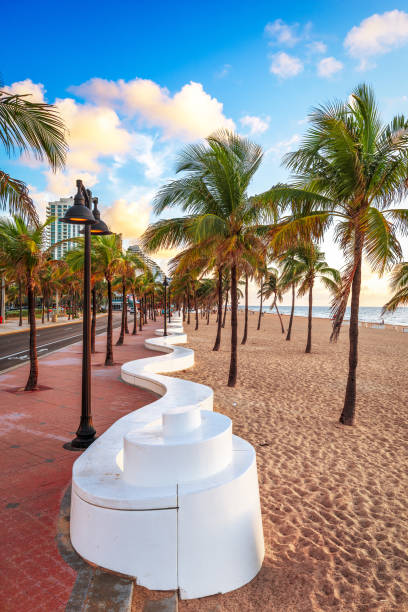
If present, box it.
[61,180,110,449]
[168,282,171,323]
[163,276,168,337]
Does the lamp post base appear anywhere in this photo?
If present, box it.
[64,430,96,451]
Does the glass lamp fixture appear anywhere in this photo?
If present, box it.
[61,181,96,225]
[80,198,112,235]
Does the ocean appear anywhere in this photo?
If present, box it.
[241,305,408,327]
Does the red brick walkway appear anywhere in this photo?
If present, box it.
[0,320,162,611]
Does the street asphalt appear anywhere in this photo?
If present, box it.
[0,313,121,372]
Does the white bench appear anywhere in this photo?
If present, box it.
[70,316,264,600]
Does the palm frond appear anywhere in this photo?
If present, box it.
[0,171,38,223]
[0,90,67,169]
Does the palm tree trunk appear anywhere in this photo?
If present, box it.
[286,283,295,341]
[116,282,126,346]
[213,266,223,351]
[339,247,362,426]
[105,279,114,366]
[187,293,191,325]
[139,298,143,332]
[274,296,285,334]
[41,297,45,324]
[55,289,59,322]
[257,279,263,331]
[25,277,38,391]
[125,294,129,334]
[228,265,238,387]
[91,286,96,353]
[153,291,156,321]
[144,297,147,324]
[19,280,23,326]
[194,289,199,330]
[241,273,249,345]
[305,284,313,353]
[222,288,228,328]
[132,291,138,335]
[46,295,50,322]
[207,307,210,324]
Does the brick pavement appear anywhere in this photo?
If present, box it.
[0,320,162,612]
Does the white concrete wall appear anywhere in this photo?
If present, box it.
[70,315,264,599]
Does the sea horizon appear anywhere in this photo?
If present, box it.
[241,305,408,326]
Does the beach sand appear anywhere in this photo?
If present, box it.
[174,311,408,612]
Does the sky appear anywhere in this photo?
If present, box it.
[2,0,408,305]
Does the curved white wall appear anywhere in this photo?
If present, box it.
[70,315,264,599]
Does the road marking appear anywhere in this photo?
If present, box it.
[0,322,110,362]
[2,333,83,359]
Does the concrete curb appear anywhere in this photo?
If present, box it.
[57,486,134,612]
[58,486,179,611]
[143,594,178,611]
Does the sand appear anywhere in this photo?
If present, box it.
[173,311,408,612]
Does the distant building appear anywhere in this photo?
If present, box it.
[127,243,164,280]
[46,197,82,260]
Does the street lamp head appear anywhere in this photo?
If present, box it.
[61,180,96,225]
[80,197,112,235]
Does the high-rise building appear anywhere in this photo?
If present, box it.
[46,197,82,260]
[127,243,164,280]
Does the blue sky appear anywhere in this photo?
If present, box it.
[2,1,408,304]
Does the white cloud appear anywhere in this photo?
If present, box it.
[27,185,54,222]
[4,79,46,102]
[4,78,177,212]
[104,195,152,240]
[317,56,343,78]
[129,133,170,180]
[269,52,303,78]
[266,133,301,157]
[345,10,408,69]
[4,79,133,199]
[239,115,270,135]
[307,41,327,54]
[265,19,300,46]
[55,96,131,173]
[215,64,232,79]
[71,78,235,141]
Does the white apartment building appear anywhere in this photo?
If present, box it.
[46,197,82,259]
[127,243,164,280]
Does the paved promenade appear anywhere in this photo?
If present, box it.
[0,320,162,611]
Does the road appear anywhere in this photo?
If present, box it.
[0,313,121,372]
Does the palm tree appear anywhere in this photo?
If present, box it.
[92,235,122,366]
[279,249,302,341]
[221,270,230,329]
[213,265,225,349]
[142,130,265,387]
[261,268,285,334]
[0,216,53,390]
[115,252,144,346]
[197,278,217,324]
[260,84,408,425]
[0,89,67,222]
[382,263,408,313]
[256,265,268,332]
[295,244,340,353]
